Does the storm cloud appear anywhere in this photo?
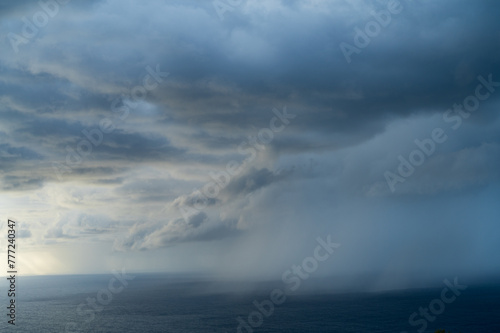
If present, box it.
[0,0,499,287]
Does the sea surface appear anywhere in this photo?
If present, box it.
[0,274,499,332]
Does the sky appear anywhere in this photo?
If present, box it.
[0,0,499,291]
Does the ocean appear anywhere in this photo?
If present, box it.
[1,274,499,332]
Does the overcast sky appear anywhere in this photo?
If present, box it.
[0,0,499,290]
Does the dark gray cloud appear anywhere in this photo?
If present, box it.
[114,213,240,251]
[1,0,499,283]
[222,167,289,197]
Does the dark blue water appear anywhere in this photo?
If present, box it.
[1,274,499,332]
